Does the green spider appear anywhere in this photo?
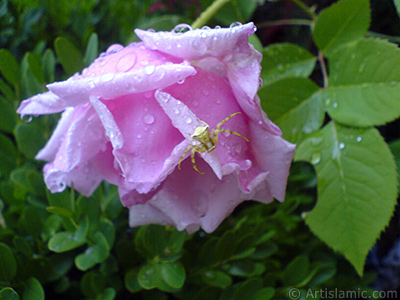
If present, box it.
[178,112,249,174]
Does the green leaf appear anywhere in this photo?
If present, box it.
[233,278,262,300]
[47,189,74,212]
[48,218,88,253]
[125,268,142,293]
[160,261,185,289]
[0,96,16,133]
[138,263,160,289]
[389,139,400,178]
[395,0,400,17]
[295,122,398,275]
[259,78,323,143]
[14,123,47,159]
[75,231,110,271]
[41,49,56,83]
[0,49,19,88]
[0,133,17,178]
[216,231,236,261]
[20,53,45,97]
[22,278,44,300]
[46,206,74,218]
[83,32,98,67]
[202,270,232,288]
[10,167,45,197]
[283,255,310,286]
[324,38,400,127]
[54,37,84,76]
[261,43,316,85]
[254,287,275,300]
[0,243,17,281]
[0,288,19,300]
[228,260,265,278]
[21,206,43,238]
[312,0,370,55]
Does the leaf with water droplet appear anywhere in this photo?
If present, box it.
[295,122,398,276]
[259,78,323,143]
[325,38,400,127]
[261,43,316,85]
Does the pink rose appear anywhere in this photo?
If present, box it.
[17,23,295,233]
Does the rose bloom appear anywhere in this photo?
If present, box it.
[17,23,295,233]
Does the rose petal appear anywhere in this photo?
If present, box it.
[129,158,247,233]
[17,91,66,115]
[47,63,196,106]
[135,22,256,61]
[36,107,75,161]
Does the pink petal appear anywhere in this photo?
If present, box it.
[47,63,196,106]
[247,120,296,201]
[129,158,248,233]
[36,107,75,161]
[17,91,66,115]
[135,22,256,61]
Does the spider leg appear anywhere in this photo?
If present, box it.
[178,145,194,170]
[214,128,249,142]
[191,148,205,175]
[216,112,242,130]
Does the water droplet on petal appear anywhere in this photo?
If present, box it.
[202,89,210,96]
[177,79,185,84]
[101,73,114,82]
[116,53,136,72]
[311,153,321,165]
[21,114,33,123]
[173,24,192,33]
[201,26,211,30]
[186,117,192,124]
[193,100,199,107]
[144,64,155,75]
[215,98,221,105]
[338,142,345,150]
[230,21,242,28]
[143,113,155,125]
[137,134,142,139]
[356,136,362,143]
[106,44,123,54]
[259,77,263,86]
[174,107,180,114]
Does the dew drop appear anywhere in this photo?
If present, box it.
[259,77,263,86]
[106,44,123,54]
[116,53,136,72]
[310,153,321,165]
[186,117,192,124]
[202,89,210,96]
[177,79,185,84]
[325,98,331,105]
[137,134,142,139]
[174,107,180,114]
[356,136,362,143]
[338,142,345,150]
[215,98,221,104]
[311,137,323,146]
[332,102,338,108]
[21,114,33,123]
[193,100,199,107]
[101,73,114,82]
[143,113,155,125]
[173,24,192,33]
[144,64,155,75]
[230,21,242,28]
